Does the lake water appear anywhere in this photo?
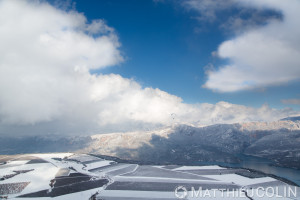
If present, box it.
[195,155,300,186]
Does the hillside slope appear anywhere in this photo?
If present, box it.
[80,120,300,168]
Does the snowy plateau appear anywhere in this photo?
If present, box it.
[0,153,299,200]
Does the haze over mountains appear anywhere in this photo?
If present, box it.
[1,118,299,169]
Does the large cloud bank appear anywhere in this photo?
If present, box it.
[198,0,300,92]
[0,0,298,135]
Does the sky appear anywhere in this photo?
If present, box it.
[0,0,299,136]
[70,0,300,108]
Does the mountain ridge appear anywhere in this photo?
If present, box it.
[1,119,299,169]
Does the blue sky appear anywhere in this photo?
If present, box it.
[58,0,300,110]
[0,0,299,135]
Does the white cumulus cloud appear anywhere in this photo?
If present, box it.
[0,0,298,136]
[0,0,122,125]
[203,0,300,92]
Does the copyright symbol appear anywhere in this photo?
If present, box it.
[174,185,188,199]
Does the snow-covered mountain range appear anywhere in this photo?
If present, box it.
[1,119,300,169]
[82,120,300,169]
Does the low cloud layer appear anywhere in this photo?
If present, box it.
[0,0,298,136]
[201,0,300,92]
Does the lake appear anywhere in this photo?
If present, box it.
[195,155,300,186]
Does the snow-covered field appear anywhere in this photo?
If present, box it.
[0,153,299,199]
